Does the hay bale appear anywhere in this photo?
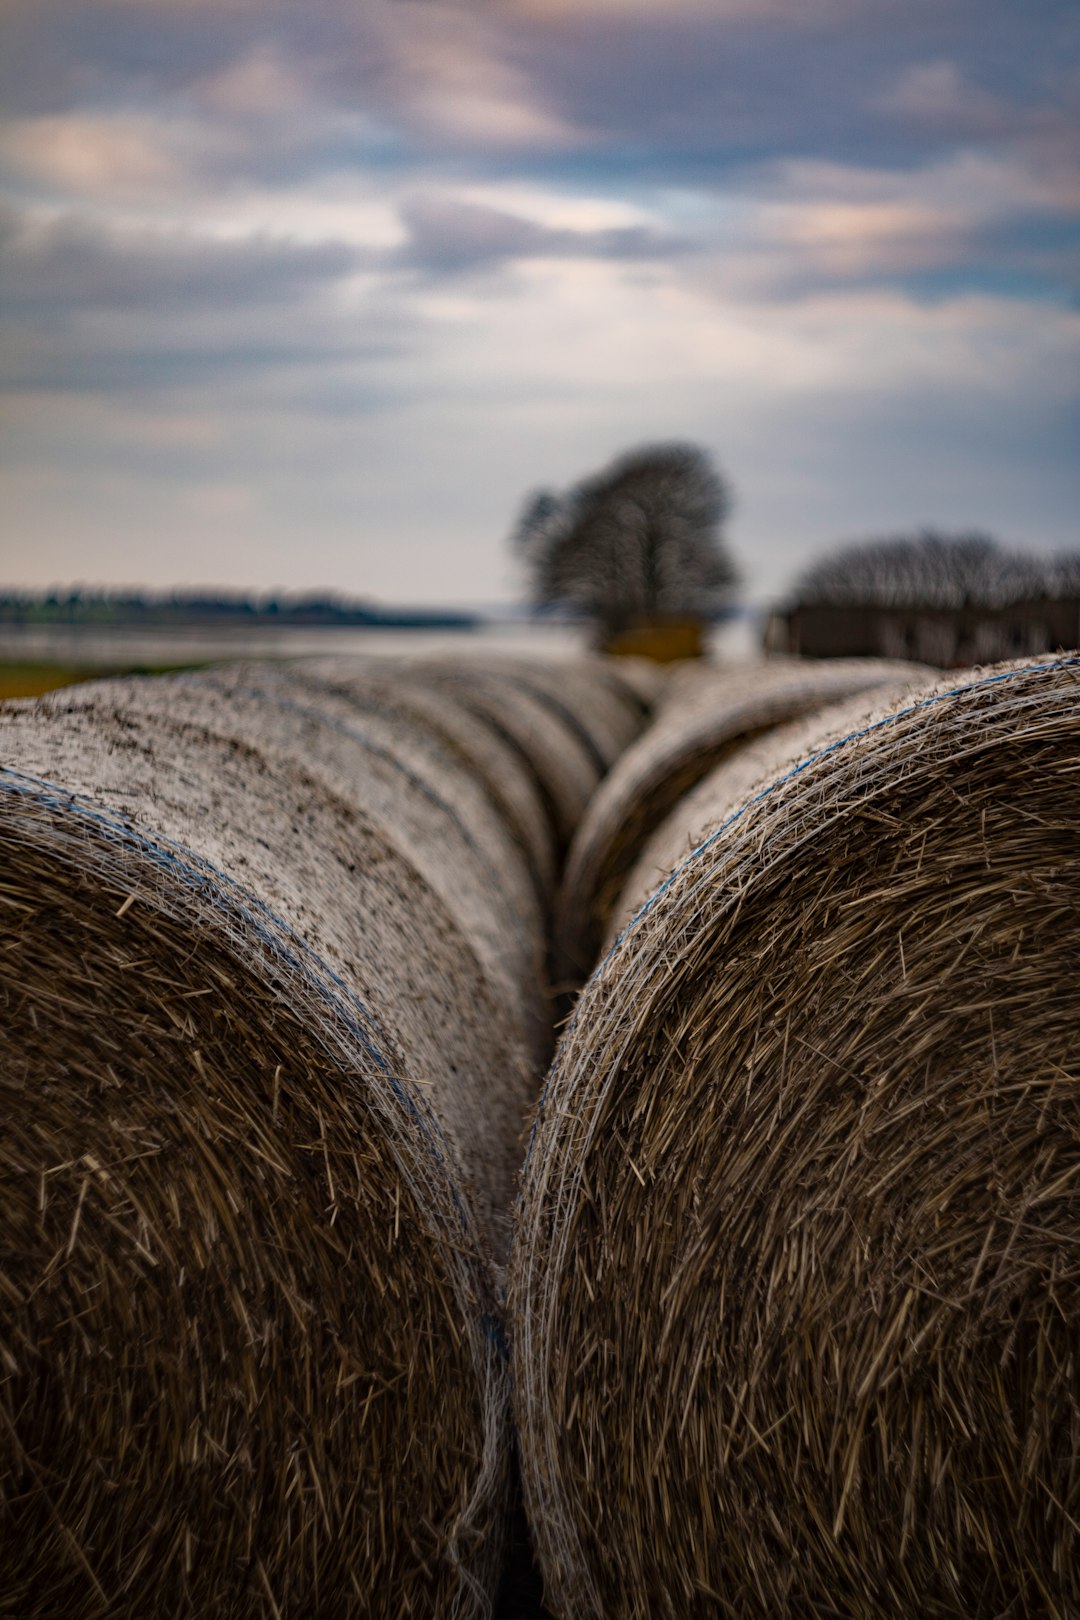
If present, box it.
[556,657,929,980]
[171,661,550,1070]
[433,656,653,772]
[612,676,920,941]
[589,656,668,712]
[292,656,558,900]
[511,654,1080,1620]
[414,659,630,849]
[0,672,529,1617]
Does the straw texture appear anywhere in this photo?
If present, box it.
[0,660,558,1617]
[178,662,550,1070]
[589,656,668,711]
[556,657,929,981]
[436,656,652,774]
[512,654,1080,1620]
[292,656,558,900]
[413,659,626,849]
[613,676,921,940]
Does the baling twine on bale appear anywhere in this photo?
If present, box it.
[0,653,652,1618]
[512,654,1080,1620]
[555,657,930,983]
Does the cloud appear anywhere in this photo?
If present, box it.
[0,200,411,400]
[509,0,866,21]
[875,59,1005,135]
[192,44,314,119]
[366,2,582,151]
[3,0,1076,186]
[672,150,1080,303]
[0,0,1077,604]
[0,93,402,208]
[395,193,678,274]
[0,207,362,314]
[5,263,1076,600]
[0,114,193,197]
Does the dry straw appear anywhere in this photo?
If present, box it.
[433,655,657,772]
[587,655,668,712]
[175,662,551,1072]
[556,657,929,981]
[292,655,559,900]
[511,654,1080,1620]
[612,675,921,942]
[413,656,650,850]
[0,652,645,1618]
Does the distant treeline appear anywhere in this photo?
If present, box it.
[0,591,478,630]
[789,533,1080,613]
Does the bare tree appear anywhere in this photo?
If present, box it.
[512,443,737,637]
[791,530,1077,612]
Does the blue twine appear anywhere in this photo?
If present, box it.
[482,1311,510,1360]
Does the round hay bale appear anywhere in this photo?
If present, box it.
[410,660,611,849]
[594,655,669,712]
[612,676,921,941]
[8,670,537,1237]
[0,676,525,1617]
[511,654,1080,1620]
[170,661,550,1070]
[556,657,929,981]
[434,656,651,773]
[292,655,557,900]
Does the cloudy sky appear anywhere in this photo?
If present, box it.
[1,0,1077,605]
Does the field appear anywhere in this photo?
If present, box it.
[0,659,203,701]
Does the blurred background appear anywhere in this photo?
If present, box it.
[1,0,1078,667]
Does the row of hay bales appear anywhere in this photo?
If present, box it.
[0,651,654,1619]
[4,647,1078,1618]
[511,651,1080,1619]
[554,655,934,980]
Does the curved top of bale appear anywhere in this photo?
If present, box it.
[169,662,549,1068]
[612,674,920,938]
[589,654,668,711]
[1,677,519,1616]
[292,655,557,897]
[556,656,929,979]
[512,653,1080,1620]
[435,655,652,772]
[409,659,610,848]
[1,671,533,1241]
